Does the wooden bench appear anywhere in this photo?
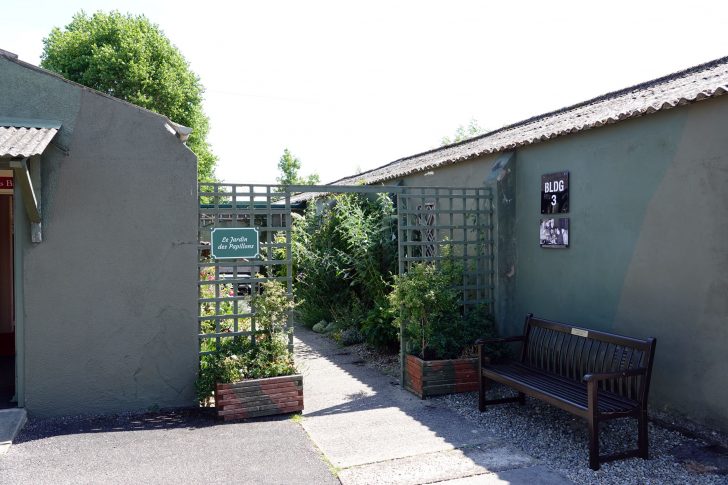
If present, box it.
[476,314,656,470]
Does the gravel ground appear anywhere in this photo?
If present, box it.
[344,340,728,485]
[433,388,727,485]
[346,342,400,378]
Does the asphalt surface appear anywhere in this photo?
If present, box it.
[0,409,337,485]
[1,327,574,485]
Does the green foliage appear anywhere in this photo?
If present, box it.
[291,193,398,349]
[360,300,398,351]
[389,260,497,360]
[277,148,320,186]
[251,277,296,334]
[441,118,485,146]
[195,279,297,404]
[198,266,246,348]
[389,263,459,359]
[312,320,328,333]
[340,327,364,346]
[40,10,216,181]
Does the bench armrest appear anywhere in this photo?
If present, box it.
[474,336,525,346]
[583,367,648,382]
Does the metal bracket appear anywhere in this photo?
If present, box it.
[9,157,42,242]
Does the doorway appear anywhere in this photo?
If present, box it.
[0,181,15,408]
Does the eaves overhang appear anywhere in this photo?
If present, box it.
[0,118,62,243]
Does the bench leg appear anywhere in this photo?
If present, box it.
[587,380,600,470]
[478,375,488,412]
[588,417,600,470]
[517,392,525,405]
[638,410,648,459]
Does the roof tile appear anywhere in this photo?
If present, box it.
[325,56,728,188]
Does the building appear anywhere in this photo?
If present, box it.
[0,49,198,416]
[325,56,728,431]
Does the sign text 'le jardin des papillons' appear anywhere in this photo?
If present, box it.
[210,228,260,259]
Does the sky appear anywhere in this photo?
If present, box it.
[3,1,728,184]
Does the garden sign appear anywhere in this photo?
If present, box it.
[211,228,259,259]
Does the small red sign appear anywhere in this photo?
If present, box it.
[0,177,13,189]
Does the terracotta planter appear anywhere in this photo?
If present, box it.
[215,374,304,421]
[404,354,480,399]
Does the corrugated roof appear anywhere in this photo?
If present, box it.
[0,119,61,159]
[327,56,728,188]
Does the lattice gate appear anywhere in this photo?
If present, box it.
[198,184,293,355]
[198,183,495,383]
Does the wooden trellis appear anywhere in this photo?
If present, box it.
[198,183,495,386]
[397,186,494,310]
[198,184,293,355]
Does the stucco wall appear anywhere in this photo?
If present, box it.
[1,58,199,416]
[513,97,728,430]
[394,154,498,188]
[394,96,728,431]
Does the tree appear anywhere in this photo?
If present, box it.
[40,11,217,181]
[441,119,486,146]
[276,148,320,186]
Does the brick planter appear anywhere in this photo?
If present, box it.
[215,374,304,421]
[404,354,480,399]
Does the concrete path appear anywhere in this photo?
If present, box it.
[296,327,573,485]
[0,408,26,455]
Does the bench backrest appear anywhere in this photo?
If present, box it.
[520,314,656,403]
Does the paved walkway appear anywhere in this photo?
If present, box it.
[296,326,573,485]
[2,328,574,484]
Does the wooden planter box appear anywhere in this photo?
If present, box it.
[215,374,304,421]
[404,354,479,399]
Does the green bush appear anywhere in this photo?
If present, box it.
[388,261,498,360]
[291,193,398,349]
[360,298,398,351]
[195,279,297,404]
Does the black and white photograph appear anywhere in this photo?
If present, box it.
[540,218,570,248]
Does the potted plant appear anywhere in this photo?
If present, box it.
[389,262,498,399]
[196,278,303,420]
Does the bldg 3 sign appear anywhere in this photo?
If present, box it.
[541,171,569,214]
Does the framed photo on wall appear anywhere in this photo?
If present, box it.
[540,218,569,248]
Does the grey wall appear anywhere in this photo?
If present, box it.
[393,96,728,431]
[510,97,728,430]
[1,57,199,416]
[394,154,498,188]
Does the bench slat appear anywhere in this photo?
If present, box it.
[483,363,638,414]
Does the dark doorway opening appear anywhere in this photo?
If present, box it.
[0,192,15,408]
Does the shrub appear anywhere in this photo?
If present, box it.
[291,193,398,349]
[359,299,398,351]
[195,279,297,404]
[388,261,497,360]
[340,327,364,346]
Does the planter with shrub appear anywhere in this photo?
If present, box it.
[389,261,499,399]
[196,279,303,420]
